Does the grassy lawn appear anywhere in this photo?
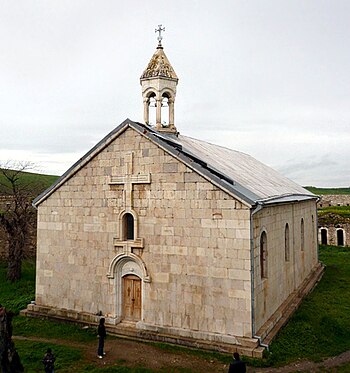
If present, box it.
[1,244,350,371]
[15,340,82,373]
[0,259,35,313]
[268,245,350,365]
[318,206,350,219]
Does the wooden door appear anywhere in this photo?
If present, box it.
[123,275,141,321]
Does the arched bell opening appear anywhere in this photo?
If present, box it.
[140,41,178,133]
[161,96,169,127]
[143,91,156,126]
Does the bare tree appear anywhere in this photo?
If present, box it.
[0,161,39,282]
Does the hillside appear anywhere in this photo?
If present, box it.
[318,206,350,219]
[0,170,59,195]
[304,186,350,195]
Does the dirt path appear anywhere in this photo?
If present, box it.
[14,335,229,372]
[13,335,350,372]
[253,350,350,372]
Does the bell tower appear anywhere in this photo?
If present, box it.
[140,25,178,134]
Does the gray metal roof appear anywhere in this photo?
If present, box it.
[33,119,316,207]
[174,134,314,201]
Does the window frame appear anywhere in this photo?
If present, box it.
[260,231,268,279]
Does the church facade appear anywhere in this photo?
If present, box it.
[27,36,323,356]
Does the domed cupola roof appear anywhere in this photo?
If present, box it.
[140,46,178,81]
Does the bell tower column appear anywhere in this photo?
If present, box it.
[143,98,149,124]
[156,98,162,129]
[168,98,175,128]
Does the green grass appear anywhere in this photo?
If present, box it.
[13,317,99,342]
[2,246,350,370]
[15,339,200,373]
[318,206,350,219]
[15,339,82,372]
[304,186,350,195]
[0,259,35,313]
[335,362,350,372]
[268,245,350,366]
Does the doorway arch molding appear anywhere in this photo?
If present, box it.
[107,253,150,321]
[107,253,151,283]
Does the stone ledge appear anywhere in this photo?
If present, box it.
[23,304,264,358]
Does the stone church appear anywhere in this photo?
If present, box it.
[27,33,324,356]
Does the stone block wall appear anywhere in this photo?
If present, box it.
[318,195,350,207]
[253,200,318,333]
[35,126,253,341]
[318,221,350,247]
[317,195,350,247]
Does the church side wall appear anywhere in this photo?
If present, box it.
[253,200,318,333]
[35,127,253,342]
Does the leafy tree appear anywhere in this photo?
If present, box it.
[0,162,42,282]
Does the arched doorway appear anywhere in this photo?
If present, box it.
[107,253,150,322]
[337,229,344,246]
[321,228,328,245]
[123,274,141,321]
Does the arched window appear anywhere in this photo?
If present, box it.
[260,231,267,279]
[321,228,327,245]
[122,213,134,240]
[337,229,344,246]
[301,218,305,251]
[285,223,290,261]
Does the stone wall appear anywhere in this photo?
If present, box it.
[318,224,349,247]
[318,194,350,207]
[317,195,350,247]
[253,200,318,333]
[318,213,350,247]
[35,126,253,343]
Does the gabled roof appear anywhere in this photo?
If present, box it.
[33,119,316,208]
[175,135,313,201]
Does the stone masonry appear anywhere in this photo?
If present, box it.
[27,124,322,356]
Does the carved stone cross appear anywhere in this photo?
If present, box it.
[109,152,151,209]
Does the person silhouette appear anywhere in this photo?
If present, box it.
[42,348,55,373]
[97,318,107,358]
[228,352,246,373]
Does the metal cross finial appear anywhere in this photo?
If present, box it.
[155,24,165,46]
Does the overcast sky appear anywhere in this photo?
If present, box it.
[1,0,349,187]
